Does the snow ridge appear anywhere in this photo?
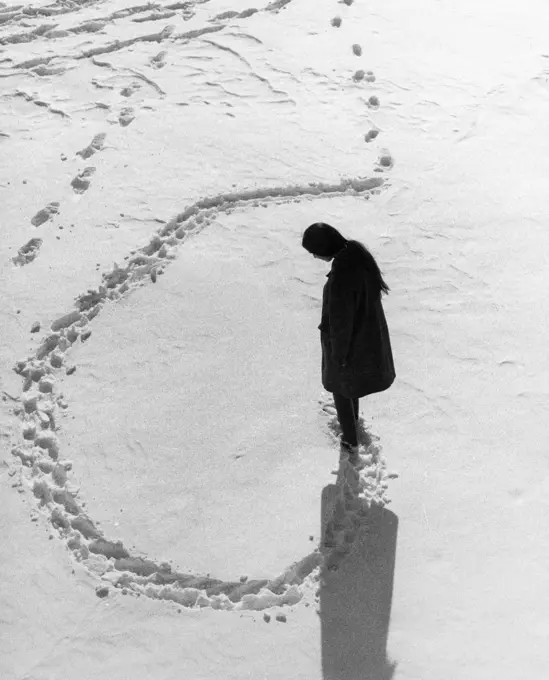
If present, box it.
[8,174,389,611]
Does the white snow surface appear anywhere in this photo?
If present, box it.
[2,0,549,678]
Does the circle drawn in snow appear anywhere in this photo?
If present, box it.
[10,177,392,612]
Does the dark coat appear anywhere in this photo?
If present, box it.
[318,242,395,398]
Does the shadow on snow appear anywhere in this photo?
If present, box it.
[320,487,398,680]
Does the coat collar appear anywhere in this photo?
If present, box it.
[325,242,349,277]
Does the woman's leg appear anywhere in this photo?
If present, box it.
[333,392,358,447]
[352,398,359,422]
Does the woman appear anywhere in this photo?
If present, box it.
[302,222,395,464]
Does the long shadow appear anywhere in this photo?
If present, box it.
[320,485,399,680]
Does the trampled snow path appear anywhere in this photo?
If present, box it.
[7,174,397,612]
[0,0,295,80]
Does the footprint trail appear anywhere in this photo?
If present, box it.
[7,175,394,611]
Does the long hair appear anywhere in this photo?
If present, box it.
[302,222,390,296]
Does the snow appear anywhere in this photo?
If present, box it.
[2,0,549,678]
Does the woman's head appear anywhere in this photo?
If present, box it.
[301,222,347,260]
[302,222,390,296]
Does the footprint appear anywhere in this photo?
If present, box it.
[266,0,293,11]
[12,238,43,266]
[149,51,167,69]
[31,202,59,227]
[354,71,376,84]
[342,0,354,5]
[119,107,135,127]
[92,79,115,91]
[120,82,142,98]
[32,64,67,77]
[71,167,96,193]
[352,44,362,57]
[132,9,176,23]
[364,128,379,142]
[367,95,380,109]
[375,150,394,171]
[76,133,106,160]
[331,16,342,27]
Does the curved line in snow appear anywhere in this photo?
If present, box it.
[10,175,391,611]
